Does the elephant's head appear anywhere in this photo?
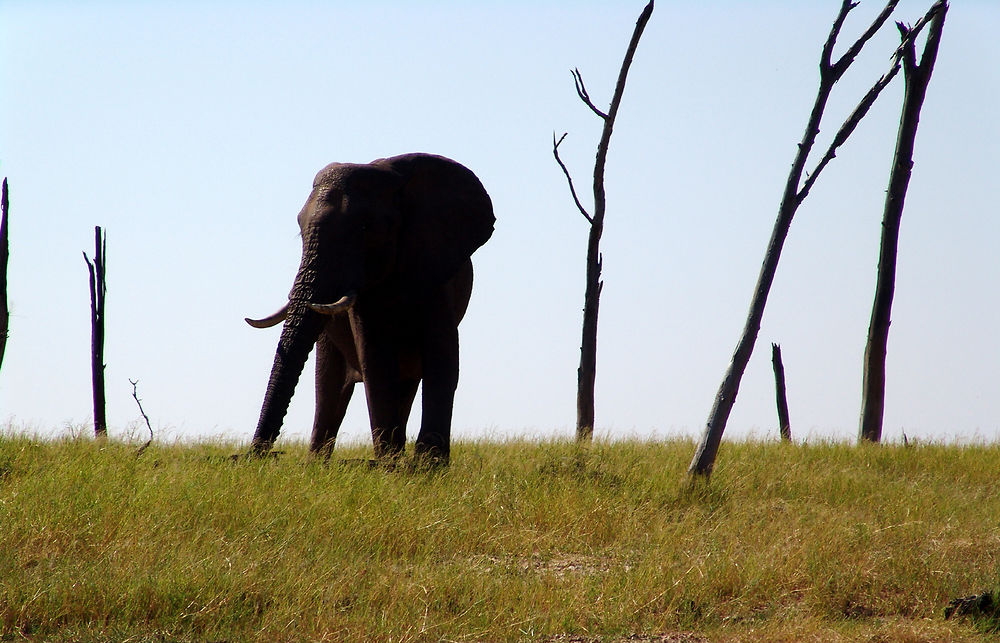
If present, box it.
[246,153,494,453]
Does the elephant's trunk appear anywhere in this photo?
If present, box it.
[249,232,328,454]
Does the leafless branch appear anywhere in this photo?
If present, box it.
[829,0,900,78]
[572,68,609,120]
[915,0,948,70]
[552,132,594,224]
[600,0,655,140]
[897,22,919,74]
[799,59,902,201]
[820,0,858,72]
[800,0,946,202]
[892,0,947,63]
[130,378,154,456]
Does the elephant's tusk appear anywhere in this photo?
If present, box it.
[309,292,357,316]
[245,303,290,329]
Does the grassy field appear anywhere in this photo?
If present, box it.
[1,435,999,642]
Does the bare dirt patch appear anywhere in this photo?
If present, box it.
[541,634,707,643]
[470,553,633,578]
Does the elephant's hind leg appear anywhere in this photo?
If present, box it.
[414,295,460,464]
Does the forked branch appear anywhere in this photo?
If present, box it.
[799,63,901,202]
[799,0,947,202]
[573,69,609,120]
[892,0,947,63]
[827,0,901,79]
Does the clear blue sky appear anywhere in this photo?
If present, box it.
[1,1,998,447]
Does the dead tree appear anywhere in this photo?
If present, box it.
[84,226,108,438]
[130,379,154,456]
[0,179,8,374]
[771,343,791,441]
[553,1,654,442]
[859,1,948,443]
[689,0,925,477]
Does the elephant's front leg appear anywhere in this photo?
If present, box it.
[311,325,358,458]
[414,297,460,464]
[348,306,405,460]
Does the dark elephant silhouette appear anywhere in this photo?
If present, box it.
[246,153,494,464]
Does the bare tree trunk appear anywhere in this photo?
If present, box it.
[859,1,948,443]
[553,1,654,442]
[84,226,107,439]
[771,343,791,441]
[0,179,8,374]
[689,0,915,478]
[577,234,603,441]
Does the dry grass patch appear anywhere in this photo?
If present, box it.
[1,435,999,641]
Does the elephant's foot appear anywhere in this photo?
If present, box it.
[413,442,450,469]
[247,438,275,458]
[311,438,336,462]
[372,434,405,461]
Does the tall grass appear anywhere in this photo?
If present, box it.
[1,436,998,641]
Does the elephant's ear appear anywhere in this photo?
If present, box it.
[385,154,495,289]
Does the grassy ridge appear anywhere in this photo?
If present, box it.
[1,436,999,641]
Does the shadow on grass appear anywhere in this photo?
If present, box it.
[674,475,731,513]
[945,590,1000,634]
[533,448,628,488]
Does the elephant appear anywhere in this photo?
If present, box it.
[245,153,494,464]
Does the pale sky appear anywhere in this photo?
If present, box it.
[1,1,998,448]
